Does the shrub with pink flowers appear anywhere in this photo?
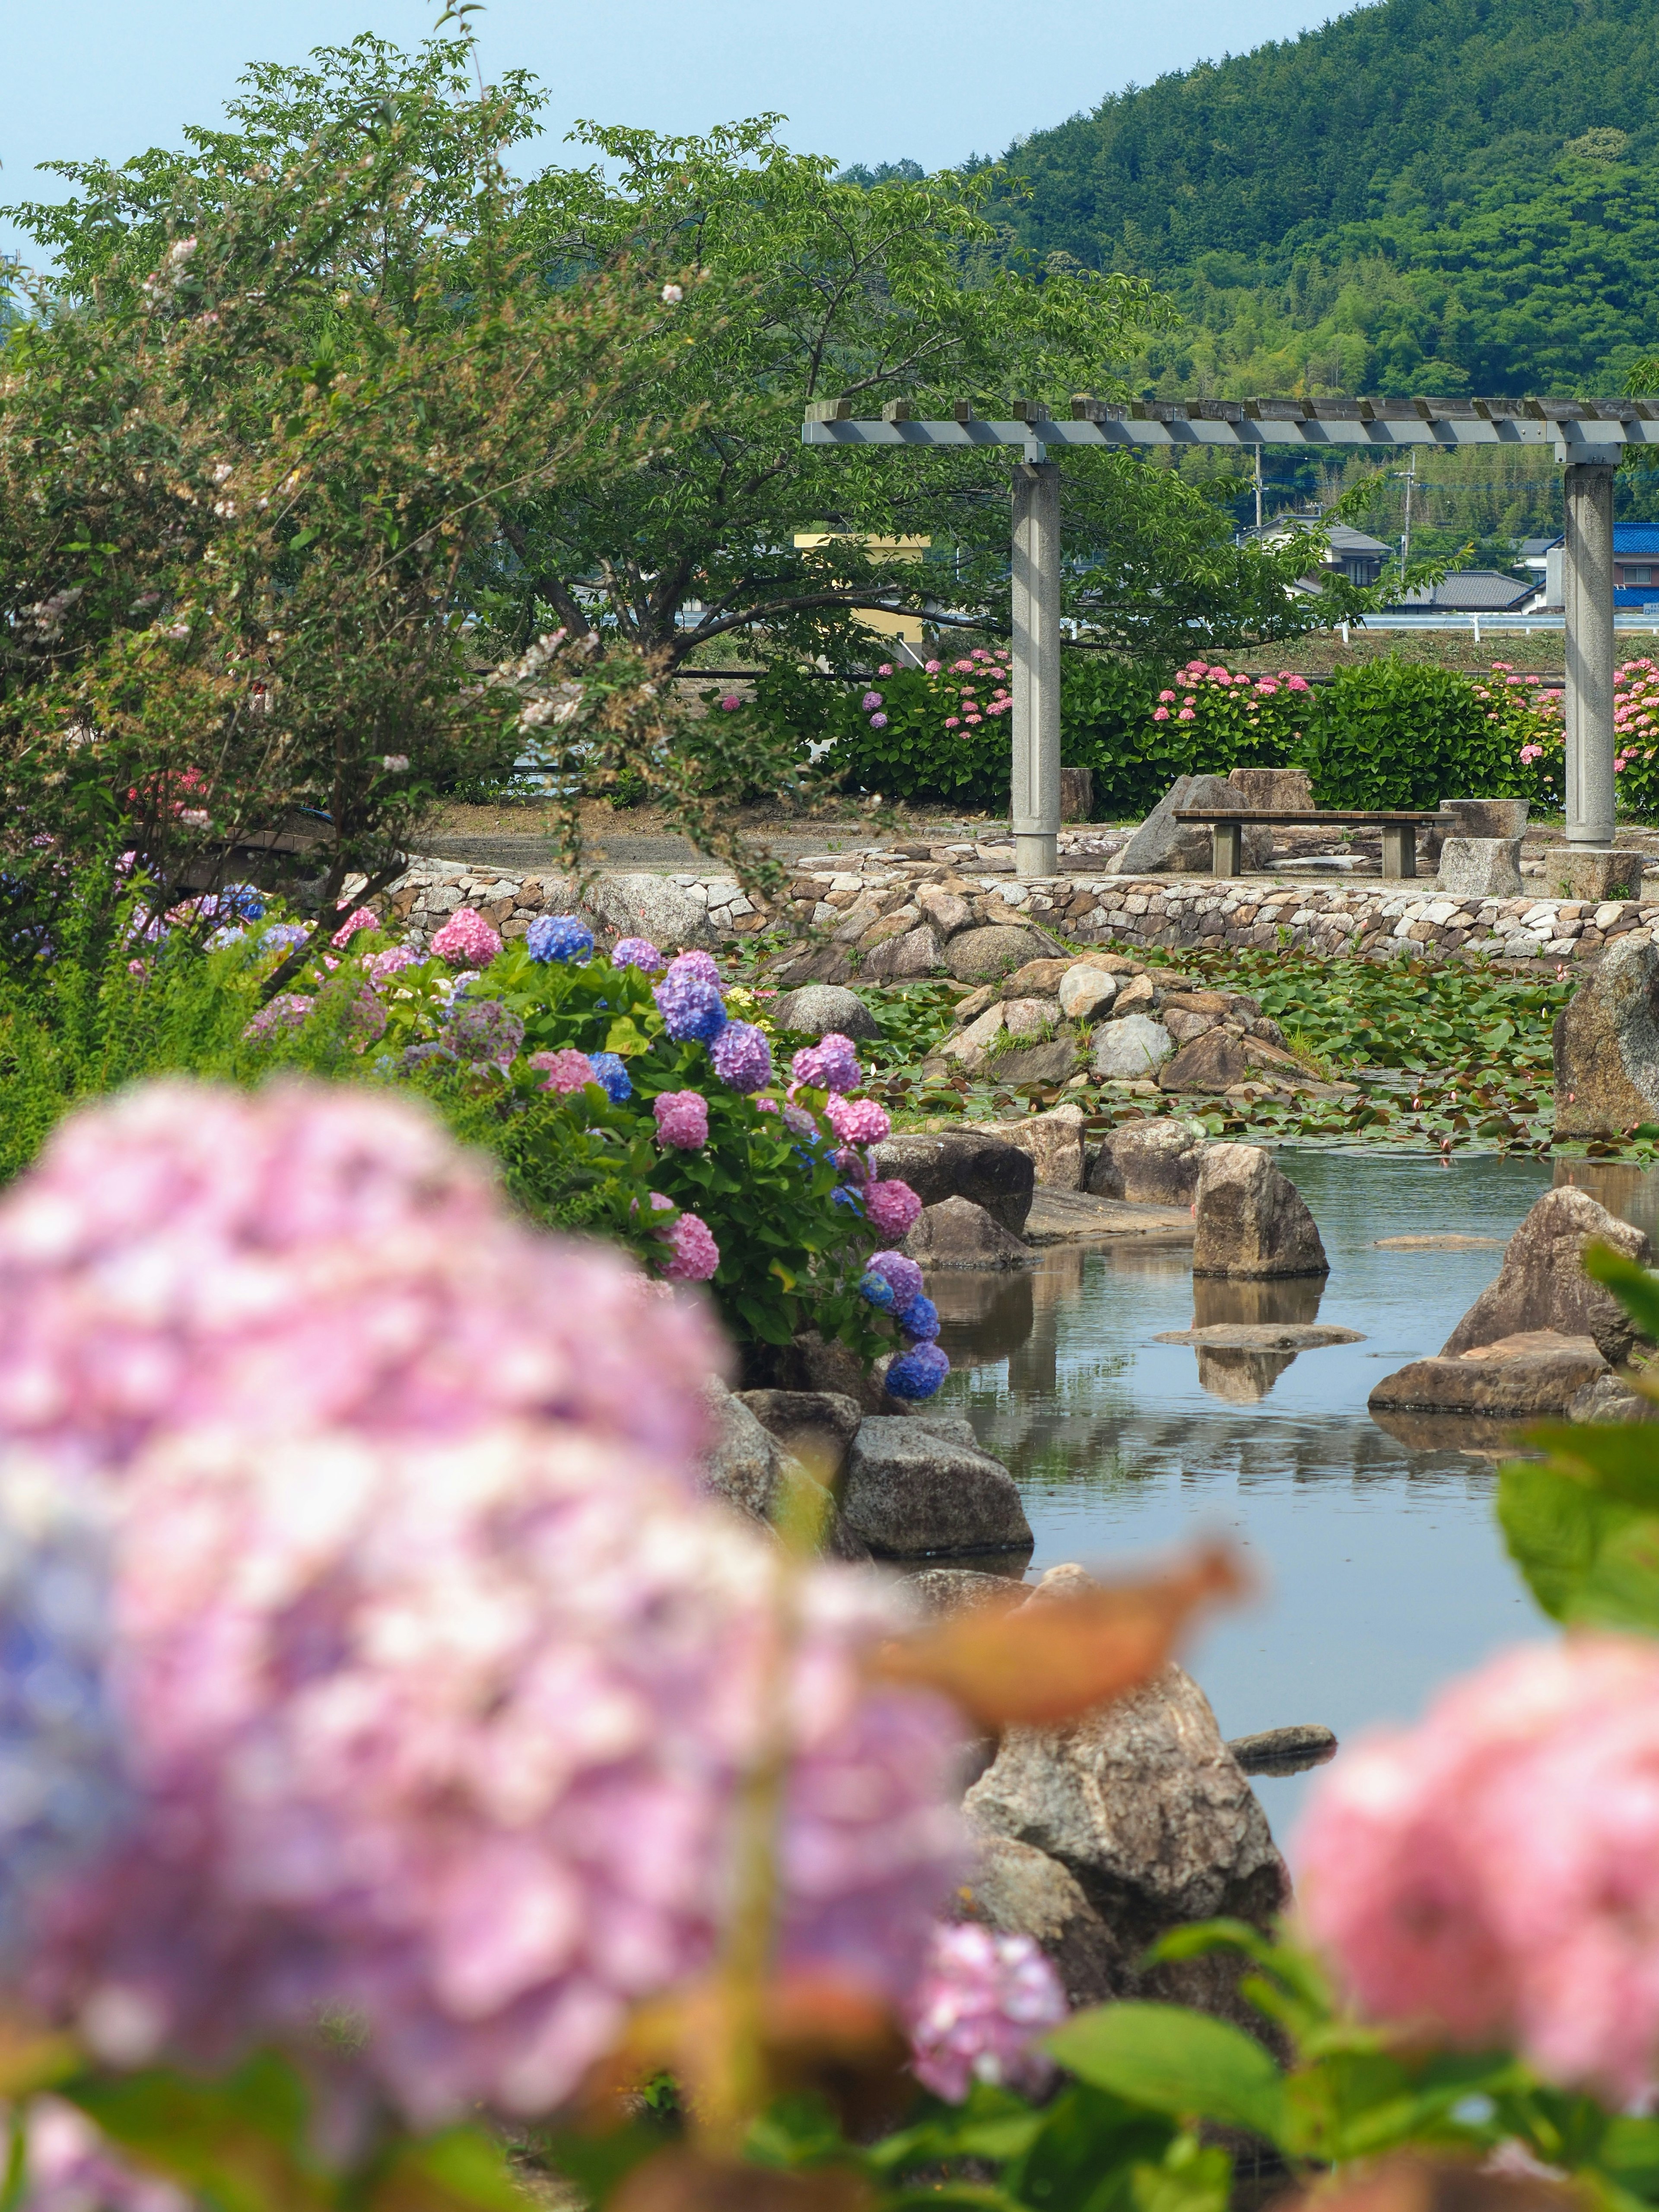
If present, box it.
[235,916,934,1380]
[1140,659,1310,772]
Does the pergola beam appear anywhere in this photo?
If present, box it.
[803,397,1656,877]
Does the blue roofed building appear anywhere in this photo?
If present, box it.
[1542,524,1659,608]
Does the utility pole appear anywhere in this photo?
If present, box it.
[1253,447,1263,531]
[1399,451,1416,581]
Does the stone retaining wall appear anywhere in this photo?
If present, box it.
[382,840,1659,965]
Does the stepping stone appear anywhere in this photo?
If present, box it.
[1154,1323,1364,1349]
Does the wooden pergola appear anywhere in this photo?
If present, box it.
[802,394,1657,880]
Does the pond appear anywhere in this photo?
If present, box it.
[932,1147,1659,1853]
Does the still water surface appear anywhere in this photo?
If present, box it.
[932,1149,1659,1849]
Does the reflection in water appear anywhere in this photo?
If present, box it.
[1553,1156,1659,1249]
[1190,1276,1327,1402]
[924,1147,1577,1830]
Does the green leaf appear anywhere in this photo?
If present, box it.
[369,2126,528,2212]
[1046,2005,1290,2144]
[1496,1458,1649,1625]
[67,2054,332,2212]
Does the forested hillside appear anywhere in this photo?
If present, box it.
[976,0,1659,398]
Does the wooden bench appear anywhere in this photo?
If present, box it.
[1172,808,1447,880]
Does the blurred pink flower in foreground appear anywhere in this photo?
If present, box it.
[13,2096,189,2212]
[29,1424,965,2123]
[1298,1637,1659,2101]
[0,1080,966,2126]
[906,1923,1066,2101]
[0,1081,720,1477]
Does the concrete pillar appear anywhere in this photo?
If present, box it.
[1011,461,1062,880]
[1564,459,1617,847]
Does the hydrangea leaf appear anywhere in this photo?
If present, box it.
[1046,2003,1289,2145]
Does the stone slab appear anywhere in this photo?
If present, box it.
[1024,1188,1195,1245]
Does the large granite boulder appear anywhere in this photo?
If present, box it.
[944,925,1058,985]
[840,1417,1034,1557]
[872,1130,1036,1235]
[1554,935,1659,1138]
[905,1195,1034,1270]
[699,1382,864,1554]
[965,1658,1287,2033]
[771,984,881,1040]
[980,1105,1087,1191]
[990,1038,1084,1086]
[1438,837,1524,899]
[584,872,720,950]
[1440,1185,1651,1365]
[903,1566,1029,1618]
[1158,1029,1252,1093]
[1107,774,1272,877]
[1058,964,1120,1021]
[916,886,974,938]
[1091,1014,1175,1080]
[1086,1117,1208,1205]
[737,1389,863,1488]
[958,1834,1125,2011]
[1192,1144,1328,1278]
[1368,1330,1610,1418]
[859,924,941,982]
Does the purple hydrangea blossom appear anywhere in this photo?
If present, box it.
[824,1095,889,1146]
[884,1343,950,1400]
[791,1035,861,1094]
[709,1021,773,1093]
[525,916,594,964]
[241,993,314,1041]
[443,995,525,1068]
[865,1252,924,1306]
[256,922,311,957]
[610,938,662,972]
[654,970,728,1045]
[664,951,721,988]
[905,1923,1067,2101]
[367,946,420,990]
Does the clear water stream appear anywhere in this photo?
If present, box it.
[931,1149,1659,1852]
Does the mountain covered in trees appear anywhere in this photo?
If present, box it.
[961,0,1659,399]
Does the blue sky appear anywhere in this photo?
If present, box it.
[5,0,1347,267]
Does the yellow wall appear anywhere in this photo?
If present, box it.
[792,534,931,645]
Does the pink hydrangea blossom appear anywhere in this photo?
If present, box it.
[1177,708,1196,722]
[429,910,502,969]
[943,717,960,729]
[530,1048,598,1094]
[1287,674,1310,691]
[864,1180,922,1244]
[661,1211,720,1282]
[906,1923,1067,2102]
[0,1081,722,1480]
[925,660,941,674]
[1298,1636,1659,2101]
[1157,690,1176,702]
[331,907,380,950]
[1152,707,1170,723]
[367,946,420,989]
[825,1095,891,1147]
[28,1424,965,2123]
[653,1090,710,1149]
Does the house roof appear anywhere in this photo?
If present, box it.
[1383,570,1536,611]
[1540,524,1659,555]
[1244,515,1392,557]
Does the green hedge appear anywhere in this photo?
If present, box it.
[741,652,1560,818]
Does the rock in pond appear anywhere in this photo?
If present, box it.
[699,1382,866,1555]
[966,1656,1287,2036]
[769,983,880,1040]
[1156,1322,1363,1350]
[1368,1329,1609,1418]
[1225,1724,1338,1776]
[1569,1371,1659,1423]
[840,1416,1034,1558]
[872,1129,1036,1235]
[904,1195,1035,1270]
[992,1037,1085,1087]
[1086,1117,1208,1205]
[737,1388,863,1487]
[903,1566,1029,1618]
[1554,934,1659,1138]
[980,1104,1087,1192]
[944,924,1059,984]
[1192,1144,1328,1279]
[1440,1185,1651,1364]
